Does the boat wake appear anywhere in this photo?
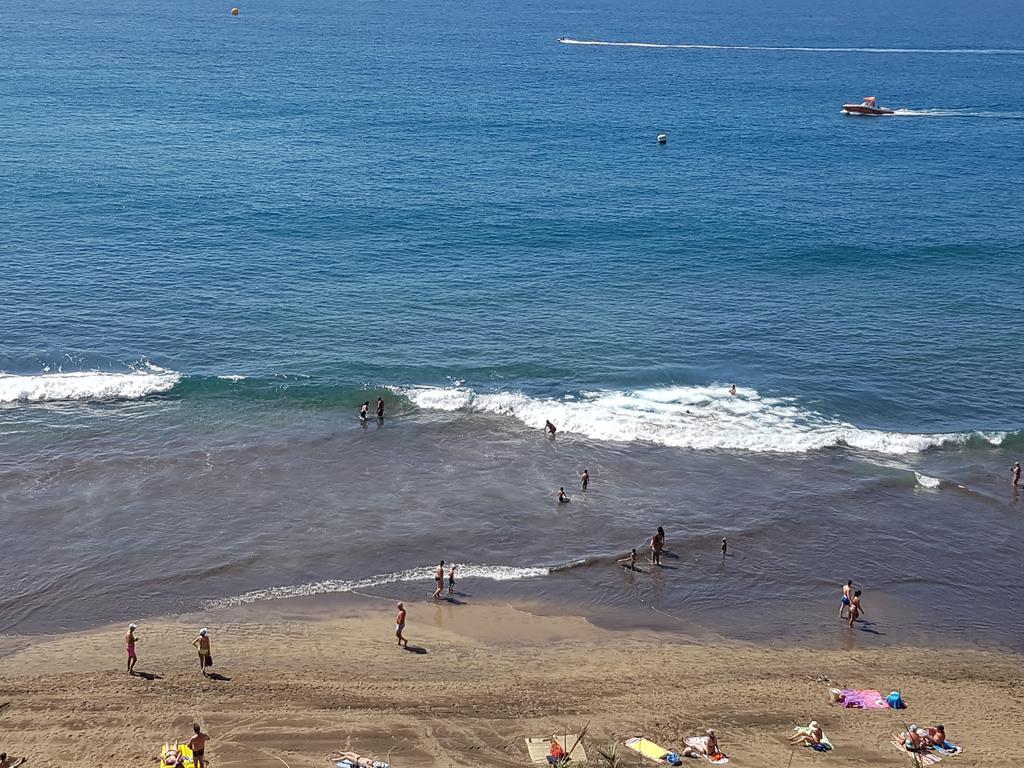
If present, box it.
[399,383,1011,455]
[891,108,1024,119]
[558,38,1024,56]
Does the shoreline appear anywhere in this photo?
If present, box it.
[2,597,1022,767]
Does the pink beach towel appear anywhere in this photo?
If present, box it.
[833,688,888,708]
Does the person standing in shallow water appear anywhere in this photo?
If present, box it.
[359,401,370,421]
[545,419,557,435]
[721,537,728,556]
[580,468,590,491]
[448,562,456,594]
[650,528,664,565]
[376,397,385,419]
[848,589,865,628]
[433,561,445,599]
[1013,461,1021,487]
[839,580,853,620]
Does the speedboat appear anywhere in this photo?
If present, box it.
[842,96,895,116]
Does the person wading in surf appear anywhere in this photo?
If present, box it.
[432,561,445,599]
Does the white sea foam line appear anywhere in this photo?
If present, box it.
[399,383,1007,456]
[558,38,1024,55]
[207,563,550,608]
[0,365,181,403]
[915,472,942,488]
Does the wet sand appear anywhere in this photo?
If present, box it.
[0,598,1021,767]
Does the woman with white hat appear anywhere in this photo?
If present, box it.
[125,623,138,675]
[191,627,213,676]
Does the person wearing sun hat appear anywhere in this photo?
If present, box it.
[125,623,138,675]
[191,627,213,676]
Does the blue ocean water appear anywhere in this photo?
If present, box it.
[1,0,1023,644]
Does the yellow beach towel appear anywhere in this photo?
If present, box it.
[161,742,196,768]
[624,737,673,763]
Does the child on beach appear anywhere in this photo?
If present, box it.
[448,562,456,594]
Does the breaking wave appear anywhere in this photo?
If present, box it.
[0,365,181,403]
[207,563,550,608]
[399,384,1009,455]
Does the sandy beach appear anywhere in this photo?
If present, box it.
[1,598,1020,767]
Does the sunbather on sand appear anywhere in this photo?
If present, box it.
[333,752,388,768]
[689,729,720,756]
[546,739,568,765]
[788,721,823,747]
[903,725,927,751]
[0,753,27,768]
[925,724,947,748]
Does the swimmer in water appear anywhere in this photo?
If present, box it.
[359,401,370,421]
[1014,461,1021,487]
[729,384,737,396]
[580,468,590,490]
[557,487,570,503]
[376,397,385,419]
[545,419,557,435]
[617,549,638,570]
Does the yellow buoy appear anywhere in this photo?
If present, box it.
[231,6,239,15]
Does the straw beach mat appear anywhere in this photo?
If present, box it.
[526,735,587,763]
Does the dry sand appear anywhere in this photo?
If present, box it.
[0,598,1020,767]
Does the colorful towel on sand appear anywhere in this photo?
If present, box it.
[624,737,681,764]
[683,737,729,765]
[160,743,195,768]
[830,688,888,708]
[793,726,833,752]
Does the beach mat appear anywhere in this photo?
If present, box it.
[624,737,678,764]
[793,726,833,752]
[525,735,587,764]
[683,737,729,765]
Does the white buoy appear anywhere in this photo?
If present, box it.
[657,133,667,144]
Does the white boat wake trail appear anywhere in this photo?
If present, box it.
[399,384,1008,455]
[558,38,1024,56]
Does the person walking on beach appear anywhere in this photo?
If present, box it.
[650,528,664,565]
[580,468,590,491]
[448,562,457,594]
[188,724,210,768]
[360,401,370,421]
[848,589,865,628]
[395,602,408,647]
[545,419,557,435]
[125,623,138,675]
[839,580,853,620]
[376,397,385,419]
[433,561,445,599]
[1014,461,1021,487]
[192,628,213,676]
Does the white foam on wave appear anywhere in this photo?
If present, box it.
[915,472,942,488]
[207,563,550,608]
[0,365,181,403]
[558,38,1024,55]
[400,384,1003,455]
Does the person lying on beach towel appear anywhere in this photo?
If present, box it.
[829,688,889,708]
[683,730,729,764]
[788,721,832,752]
[330,751,390,768]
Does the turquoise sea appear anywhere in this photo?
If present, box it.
[2,0,1022,647]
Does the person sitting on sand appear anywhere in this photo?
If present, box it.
[547,739,568,765]
[617,548,638,570]
[0,753,27,768]
[789,721,824,747]
[925,724,947,748]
